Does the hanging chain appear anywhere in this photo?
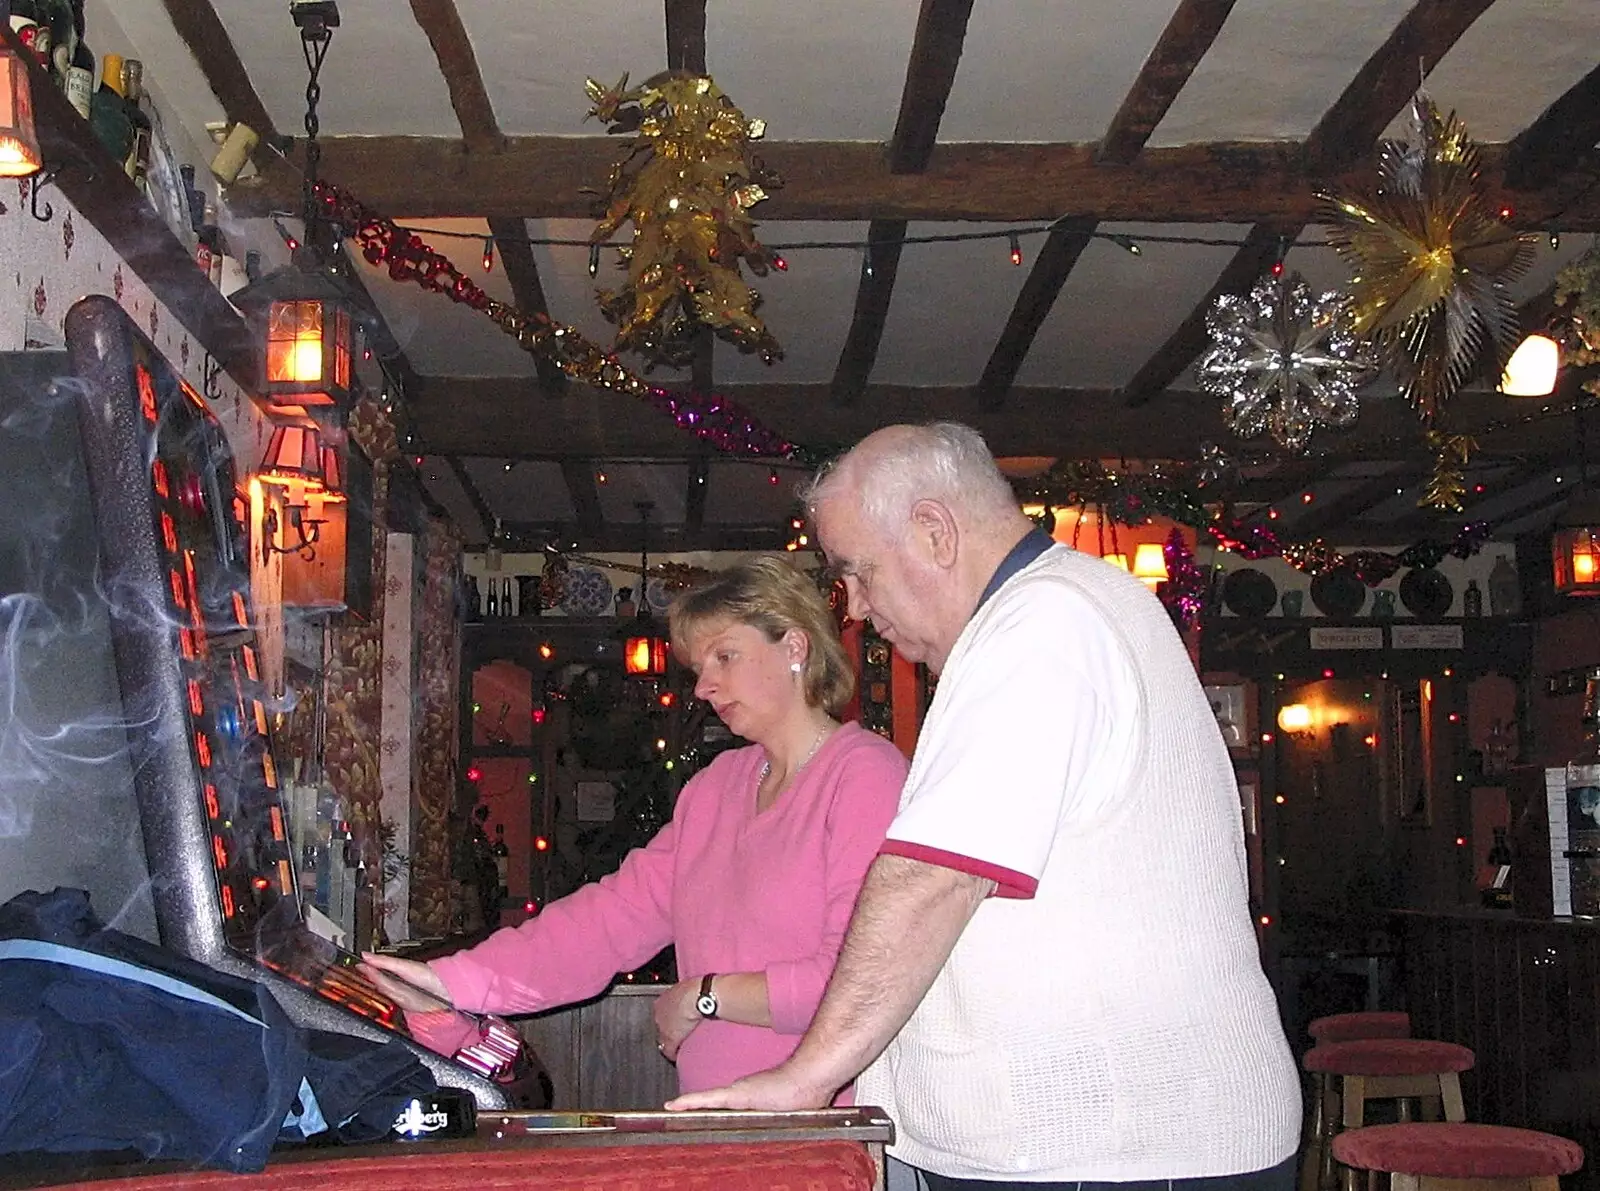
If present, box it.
[297,17,334,244]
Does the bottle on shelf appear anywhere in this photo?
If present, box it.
[119,57,151,190]
[500,576,513,618]
[9,1,51,69]
[485,578,498,618]
[39,0,72,87]
[1488,556,1520,617]
[64,5,93,121]
[89,50,132,166]
[1462,579,1483,617]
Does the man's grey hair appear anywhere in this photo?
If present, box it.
[800,422,1020,534]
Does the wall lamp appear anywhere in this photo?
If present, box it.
[1276,703,1315,741]
[261,503,325,564]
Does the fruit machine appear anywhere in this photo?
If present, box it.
[46,296,536,1109]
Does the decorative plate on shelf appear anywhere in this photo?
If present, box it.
[644,576,672,615]
[561,566,614,617]
[1310,568,1367,618]
[1399,567,1454,618]
[1221,568,1278,618]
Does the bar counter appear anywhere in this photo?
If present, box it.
[1393,908,1600,1188]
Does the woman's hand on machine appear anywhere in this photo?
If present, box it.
[360,952,453,1012]
[652,977,704,1061]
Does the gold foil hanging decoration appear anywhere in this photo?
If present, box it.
[1421,431,1477,513]
[1320,94,1536,423]
[585,71,784,369]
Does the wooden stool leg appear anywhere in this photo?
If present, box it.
[1438,1072,1465,1123]
[1301,1075,1328,1191]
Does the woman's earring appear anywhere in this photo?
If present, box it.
[790,662,802,675]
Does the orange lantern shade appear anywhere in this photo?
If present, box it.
[0,44,43,178]
[1553,501,1600,597]
[229,265,362,421]
[259,423,328,488]
[625,634,669,676]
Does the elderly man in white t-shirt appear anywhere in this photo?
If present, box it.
[669,423,1301,1191]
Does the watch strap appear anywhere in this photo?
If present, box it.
[696,972,718,1019]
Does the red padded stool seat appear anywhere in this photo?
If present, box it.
[1303,1039,1474,1077]
[1300,1039,1475,1191]
[1332,1123,1583,1179]
[1309,1011,1412,1044]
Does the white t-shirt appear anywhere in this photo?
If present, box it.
[858,544,1300,1182]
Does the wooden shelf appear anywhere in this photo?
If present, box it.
[3,24,258,390]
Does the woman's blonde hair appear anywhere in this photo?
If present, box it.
[668,555,854,714]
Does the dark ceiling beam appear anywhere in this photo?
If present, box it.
[225,138,1600,227]
[975,217,1098,410]
[1284,466,1415,536]
[408,0,504,155]
[559,459,606,538]
[499,522,786,554]
[1505,61,1600,191]
[487,217,568,395]
[829,0,974,405]
[664,0,708,72]
[888,0,977,173]
[1097,0,1239,165]
[685,457,711,535]
[408,377,1580,462]
[978,0,1237,411]
[1300,0,1500,173]
[159,0,280,143]
[1120,221,1290,406]
[444,455,495,540]
[831,220,907,404]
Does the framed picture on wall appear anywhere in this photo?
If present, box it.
[1203,684,1248,751]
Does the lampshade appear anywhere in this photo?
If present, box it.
[0,45,43,178]
[1498,333,1560,397]
[1552,487,1600,597]
[318,443,344,498]
[259,423,327,487]
[624,633,668,676]
[1101,553,1129,571]
[1132,542,1169,585]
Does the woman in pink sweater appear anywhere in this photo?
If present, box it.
[365,556,907,1097]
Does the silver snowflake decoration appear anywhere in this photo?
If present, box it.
[1199,270,1377,453]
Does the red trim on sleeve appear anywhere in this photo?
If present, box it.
[878,840,1038,899]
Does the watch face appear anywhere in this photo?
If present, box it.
[696,993,718,1017]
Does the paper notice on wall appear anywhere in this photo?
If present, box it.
[576,782,617,823]
[1548,768,1573,917]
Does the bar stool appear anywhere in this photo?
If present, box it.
[1302,1039,1475,1191]
[1310,1011,1411,1044]
[1333,1122,1583,1191]
[1299,1014,1413,1191]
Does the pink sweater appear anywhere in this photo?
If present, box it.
[430,722,907,1095]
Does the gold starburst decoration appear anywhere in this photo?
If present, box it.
[585,71,784,369]
[1320,94,1537,423]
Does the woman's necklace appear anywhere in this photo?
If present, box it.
[758,723,831,789]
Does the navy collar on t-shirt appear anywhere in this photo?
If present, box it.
[975,527,1056,613]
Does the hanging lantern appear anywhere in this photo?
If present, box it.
[1552,488,1600,597]
[230,268,357,419]
[0,40,43,178]
[624,633,668,676]
[1498,333,1560,397]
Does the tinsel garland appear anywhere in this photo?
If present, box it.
[311,182,823,468]
[1015,460,1489,583]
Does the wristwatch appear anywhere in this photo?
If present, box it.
[695,973,719,1019]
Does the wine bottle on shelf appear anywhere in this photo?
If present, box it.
[40,0,72,87]
[485,579,499,618]
[120,57,151,190]
[65,17,93,120]
[500,576,513,618]
[1463,579,1483,617]
[89,50,133,166]
[9,1,51,69]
